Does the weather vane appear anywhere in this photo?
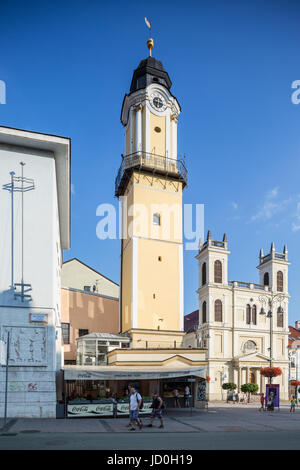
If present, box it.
[145,17,154,57]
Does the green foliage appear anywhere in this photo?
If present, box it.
[222,382,237,391]
[241,383,259,394]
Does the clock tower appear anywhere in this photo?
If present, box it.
[115,39,187,347]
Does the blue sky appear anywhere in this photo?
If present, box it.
[1,0,300,324]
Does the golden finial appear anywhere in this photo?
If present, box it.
[145,17,154,56]
[147,38,154,57]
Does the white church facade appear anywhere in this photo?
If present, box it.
[0,127,70,418]
[185,231,290,401]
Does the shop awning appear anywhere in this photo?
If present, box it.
[64,365,206,381]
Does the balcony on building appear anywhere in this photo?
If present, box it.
[115,151,188,197]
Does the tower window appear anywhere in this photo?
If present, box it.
[202,262,206,286]
[277,271,283,292]
[214,300,222,322]
[158,256,162,262]
[264,272,269,286]
[154,126,161,133]
[214,260,222,284]
[277,307,284,327]
[152,77,159,83]
[153,213,161,225]
[153,293,156,299]
[202,301,207,324]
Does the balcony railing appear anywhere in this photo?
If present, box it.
[115,151,187,196]
[229,280,271,291]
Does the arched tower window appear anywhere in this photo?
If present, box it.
[246,305,251,324]
[277,307,284,328]
[252,305,257,325]
[214,260,222,284]
[202,263,206,286]
[202,301,207,324]
[277,271,283,292]
[214,300,222,322]
[263,272,269,286]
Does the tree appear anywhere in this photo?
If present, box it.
[222,383,237,402]
[241,383,259,402]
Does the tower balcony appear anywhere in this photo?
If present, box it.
[115,151,187,197]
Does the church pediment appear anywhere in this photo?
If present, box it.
[232,351,270,364]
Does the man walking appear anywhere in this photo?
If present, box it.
[147,392,164,428]
[129,386,142,431]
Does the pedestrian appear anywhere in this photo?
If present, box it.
[232,392,237,404]
[173,389,180,408]
[129,386,142,431]
[267,394,274,412]
[243,393,248,404]
[237,392,241,404]
[184,385,190,408]
[259,393,265,412]
[147,392,164,428]
[290,395,297,413]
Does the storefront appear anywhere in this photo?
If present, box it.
[62,365,206,418]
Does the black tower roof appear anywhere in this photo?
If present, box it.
[130,56,172,93]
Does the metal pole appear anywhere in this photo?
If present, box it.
[20,162,25,300]
[10,172,15,290]
[4,332,10,426]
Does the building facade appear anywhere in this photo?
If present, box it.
[185,231,290,400]
[61,258,119,364]
[0,127,70,417]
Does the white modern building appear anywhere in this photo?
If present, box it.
[0,126,70,418]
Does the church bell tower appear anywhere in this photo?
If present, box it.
[115,38,187,345]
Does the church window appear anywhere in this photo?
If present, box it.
[214,260,222,283]
[263,272,269,286]
[154,126,161,133]
[277,271,283,292]
[214,300,222,322]
[277,307,284,328]
[252,305,257,325]
[243,340,257,353]
[202,301,207,324]
[202,262,206,286]
[153,213,161,225]
[246,305,251,324]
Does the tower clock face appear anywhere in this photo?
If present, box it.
[150,92,167,112]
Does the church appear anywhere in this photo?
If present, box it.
[184,232,290,401]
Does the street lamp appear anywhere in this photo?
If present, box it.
[259,293,285,384]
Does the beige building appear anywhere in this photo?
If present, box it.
[61,258,119,364]
[185,231,290,400]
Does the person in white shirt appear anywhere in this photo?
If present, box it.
[184,385,190,407]
[129,386,142,431]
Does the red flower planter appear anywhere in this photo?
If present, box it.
[260,367,282,378]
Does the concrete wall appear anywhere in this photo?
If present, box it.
[0,143,63,417]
